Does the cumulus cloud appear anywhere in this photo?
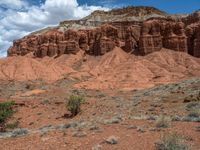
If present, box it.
[0,0,108,57]
[0,0,28,9]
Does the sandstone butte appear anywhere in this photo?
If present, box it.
[7,6,200,58]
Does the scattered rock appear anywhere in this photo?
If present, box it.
[105,136,119,145]
[89,125,99,131]
[147,116,156,120]
[148,107,155,112]
[72,131,87,138]
[104,116,122,124]
[172,115,182,121]
[58,123,71,130]
[127,125,137,130]
[137,127,145,133]
[92,144,102,150]
[149,128,161,132]
[11,128,29,137]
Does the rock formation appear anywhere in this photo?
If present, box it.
[7,6,200,58]
[139,20,162,55]
[186,24,200,57]
[8,25,120,57]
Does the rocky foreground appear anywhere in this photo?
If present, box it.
[0,76,200,149]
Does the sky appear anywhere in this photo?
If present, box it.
[0,0,200,57]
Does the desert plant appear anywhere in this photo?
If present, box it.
[0,101,15,124]
[6,121,19,129]
[188,109,200,118]
[155,132,191,150]
[155,115,171,128]
[66,95,84,117]
[0,101,15,131]
[186,102,200,111]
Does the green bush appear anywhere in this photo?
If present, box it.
[155,115,171,128]
[66,95,84,117]
[0,101,15,124]
[155,132,191,150]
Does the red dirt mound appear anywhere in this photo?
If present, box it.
[0,52,84,82]
[75,48,200,90]
[0,48,200,90]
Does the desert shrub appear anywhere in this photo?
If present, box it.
[188,110,200,118]
[155,132,191,150]
[186,102,200,111]
[155,115,171,128]
[66,95,84,117]
[184,92,200,103]
[0,101,15,124]
[6,121,19,129]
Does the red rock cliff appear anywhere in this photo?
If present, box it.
[7,7,200,58]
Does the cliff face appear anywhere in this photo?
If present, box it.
[81,6,167,22]
[139,20,188,55]
[7,6,200,58]
[8,25,119,57]
[183,10,200,25]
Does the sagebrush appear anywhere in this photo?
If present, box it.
[66,95,84,117]
[155,132,191,150]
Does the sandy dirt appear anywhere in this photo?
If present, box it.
[0,49,200,150]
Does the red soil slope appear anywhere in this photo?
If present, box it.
[0,48,200,90]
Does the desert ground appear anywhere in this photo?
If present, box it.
[0,49,200,150]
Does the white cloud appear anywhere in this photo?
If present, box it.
[0,39,11,57]
[1,29,28,41]
[0,0,109,57]
[0,0,28,9]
